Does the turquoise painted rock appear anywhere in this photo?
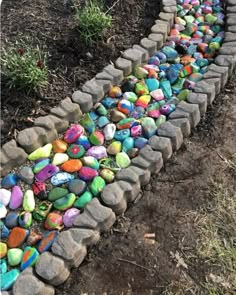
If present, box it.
[37,230,59,253]
[116,152,131,169]
[78,167,98,181]
[145,79,159,92]
[161,46,178,61]
[53,193,76,211]
[141,117,157,139]
[18,211,32,228]
[0,269,20,291]
[44,212,63,230]
[67,144,85,159]
[74,191,93,209]
[48,187,69,201]
[33,158,50,173]
[97,116,110,128]
[23,190,35,212]
[7,248,23,266]
[90,176,106,196]
[107,141,122,155]
[101,97,118,109]
[64,124,84,143]
[160,80,173,99]
[1,173,17,189]
[28,143,52,161]
[100,169,115,183]
[68,179,87,196]
[0,259,7,274]
[122,137,134,152]
[81,156,99,170]
[52,153,69,165]
[51,172,75,186]
[21,246,39,271]
[114,129,130,141]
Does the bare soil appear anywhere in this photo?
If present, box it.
[56,75,236,295]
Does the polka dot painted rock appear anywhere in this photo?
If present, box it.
[64,124,84,143]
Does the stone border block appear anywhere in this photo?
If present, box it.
[187,93,207,116]
[148,136,172,162]
[215,55,235,75]
[122,48,143,68]
[158,12,174,26]
[115,57,132,76]
[95,79,112,94]
[228,25,236,33]
[193,80,216,104]
[128,165,151,186]
[148,33,164,49]
[157,121,183,151]
[140,38,157,56]
[155,19,171,33]
[138,145,163,174]
[103,64,124,85]
[169,118,191,138]
[72,90,93,113]
[34,115,69,134]
[205,63,229,87]
[176,101,201,128]
[132,44,149,62]
[163,5,177,16]
[151,24,168,40]
[82,79,104,103]
[50,97,82,122]
[203,77,221,95]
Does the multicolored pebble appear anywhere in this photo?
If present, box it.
[51,172,75,186]
[5,212,19,229]
[89,131,105,146]
[20,246,39,270]
[130,125,142,137]
[81,156,99,170]
[100,169,115,183]
[123,92,138,103]
[67,144,85,159]
[75,135,91,150]
[79,113,96,134]
[33,158,50,174]
[99,158,121,172]
[114,129,131,141]
[109,86,122,98]
[160,104,176,115]
[0,221,9,239]
[73,191,93,209]
[32,201,52,222]
[37,230,59,253]
[107,141,122,155]
[117,99,134,115]
[78,167,99,181]
[135,95,151,109]
[86,146,107,159]
[150,89,164,101]
[130,106,145,119]
[64,124,84,143]
[26,229,43,246]
[18,211,32,228]
[44,212,63,229]
[141,117,157,139]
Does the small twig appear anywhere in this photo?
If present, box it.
[215,150,227,162]
[105,0,120,14]
[118,258,150,271]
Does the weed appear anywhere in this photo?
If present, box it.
[74,0,112,46]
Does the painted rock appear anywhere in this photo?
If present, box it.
[86,146,107,159]
[90,176,106,197]
[67,144,85,159]
[33,159,50,174]
[114,129,131,141]
[160,80,173,99]
[21,246,39,271]
[135,95,151,109]
[1,173,17,189]
[18,166,34,184]
[61,159,82,173]
[7,227,29,248]
[81,156,99,170]
[64,124,84,143]
[89,131,104,146]
[148,56,160,66]
[23,190,35,212]
[147,68,158,79]
[97,116,110,128]
[35,164,59,182]
[68,179,87,196]
[0,204,7,219]
[18,211,32,228]
[110,109,126,123]
[121,79,136,92]
[133,66,149,79]
[122,137,134,153]
[166,67,179,84]
[134,137,148,149]
[150,89,164,101]
[160,104,176,115]
[99,158,121,172]
[5,212,19,229]
[109,86,122,98]
[0,242,7,258]
[0,221,9,239]
[123,92,138,103]
[116,152,131,169]
[0,188,11,206]
[0,259,7,274]
[117,99,134,115]
[0,269,20,291]
[52,153,69,165]
[103,123,116,141]
[76,135,91,151]
[28,143,52,161]
[7,248,23,266]
[44,212,63,229]
[94,102,108,116]
[26,229,43,246]
[145,79,159,92]
[32,201,52,222]
[141,117,157,139]
[135,81,149,96]
[130,106,145,119]
[51,172,75,186]
[37,230,59,253]
[156,52,166,63]
[131,125,142,137]
[107,141,122,155]
[101,97,118,109]
[100,168,115,183]
[79,113,96,134]
[31,181,47,201]
[52,139,68,153]
[89,111,99,121]
[48,187,69,201]
[156,114,167,128]
[63,208,80,228]
[73,191,93,209]
[53,193,76,211]
[177,89,190,101]
[148,109,161,118]
[78,167,98,181]
[161,46,178,61]
[127,148,139,159]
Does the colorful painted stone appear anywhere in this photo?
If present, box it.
[26,229,43,246]
[114,129,130,141]
[141,117,157,139]
[156,114,167,128]
[35,164,59,182]
[22,190,35,212]
[122,137,134,152]
[79,113,96,134]
[28,143,52,161]
[90,176,106,196]
[52,139,68,153]
[109,86,122,98]
[51,172,74,186]
[33,159,50,174]
[160,80,173,99]
[60,159,82,173]
[135,95,151,109]
[1,173,17,189]
[52,153,69,165]
[99,158,121,172]
[75,135,91,150]
[0,242,7,258]
[130,106,145,119]
[160,104,176,115]
[68,179,87,196]
[86,146,108,159]
[133,66,149,79]
[73,191,93,209]
[48,187,69,201]
[145,79,159,92]
[148,109,161,118]
[123,92,138,103]
[37,230,59,253]
[130,125,142,137]
[103,123,116,140]
[0,221,9,239]
[18,166,34,184]
[161,46,178,61]
[67,144,85,159]
[64,124,84,143]
[134,137,148,149]
[9,186,23,210]
[127,148,139,159]
[0,204,7,219]
[177,89,190,101]
[101,97,118,109]
[5,212,19,229]
[100,169,115,183]
[150,89,164,101]
[94,102,108,115]
[97,116,110,128]
[81,156,99,170]
[117,118,137,130]
[0,188,11,206]
[0,259,7,274]
[135,81,149,96]
[32,201,52,222]
[107,141,122,155]
[63,208,80,228]
[7,248,23,266]
[89,131,104,146]
[148,68,158,79]
[110,108,126,122]
[44,212,63,229]
[0,269,20,291]
[116,152,131,169]
[21,246,39,271]
[18,212,32,228]
[89,111,99,121]
[117,99,134,115]
[7,227,29,248]
[53,193,76,211]
[78,167,99,181]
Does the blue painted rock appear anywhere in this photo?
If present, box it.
[0,269,20,291]
[141,117,157,139]
[0,188,11,206]
[114,129,131,141]
[74,191,93,209]
[67,144,85,159]
[145,79,159,92]
[75,135,91,151]
[116,152,131,169]
[33,158,50,174]
[68,179,87,195]
[5,212,19,229]
[18,211,32,229]
[81,156,99,170]
[148,56,160,66]
[64,124,84,143]
[44,212,63,229]
[78,167,98,181]
[48,187,69,201]
[37,230,59,253]
[122,137,134,152]
[21,246,39,270]
[107,141,122,155]
[51,172,74,186]
[155,52,167,63]
[100,169,115,183]
[32,181,46,201]
[86,146,107,159]
[79,113,96,134]
[103,123,116,141]
[7,227,29,248]
[63,208,80,228]
[18,166,34,184]
[161,46,178,61]
[130,125,142,137]
[35,164,59,182]
[1,173,17,189]
[89,111,99,121]
[0,204,7,219]
[130,106,145,119]
[26,229,43,246]
[101,97,118,109]
[90,176,106,196]
[134,137,148,149]
[0,221,10,239]
[0,259,7,274]
[28,143,52,161]
[7,248,23,266]
[166,67,179,84]
[117,99,134,115]
[97,116,110,128]
[89,131,104,146]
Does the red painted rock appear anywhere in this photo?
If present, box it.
[7,227,29,248]
[61,159,83,173]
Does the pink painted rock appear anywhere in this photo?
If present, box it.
[64,124,84,143]
[35,164,59,182]
[78,167,99,181]
[63,208,80,227]
[85,146,107,159]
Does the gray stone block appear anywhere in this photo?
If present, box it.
[158,12,174,26]
[187,93,207,116]
[132,44,149,62]
[128,165,151,186]
[206,63,229,87]
[140,38,157,56]
[35,252,70,286]
[155,19,171,33]
[226,6,236,13]
[222,41,236,48]
[138,145,163,174]
[50,97,82,122]
[0,140,28,177]
[148,136,172,162]
[115,57,132,76]
[169,118,191,138]
[227,0,236,5]
[193,80,216,104]
[72,90,93,113]
[95,71,113,81]
[177,101,201,128]
[215,55,235,76]
[122,48,143,68]
[227,14,236,25]
[162,0,177,6]
[82,79,104,103]
[115,167,140,184]
[157,121,183,151]
[219,46,236,57]
[151,24,168,40]
[95,79,112,94]
[163,5,177,16]
[103,64,124,85]
[203,77,221,95]
[148,33,164,49]
[34,115,69,134]
[69,228,100,247]
[228,25,236,33]
[13,267,54,295]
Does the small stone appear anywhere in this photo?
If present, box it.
[0,221,9,239]
[94,103,108,115]
[32,201,52,222]
[53,193,76,211]
[150,89,165,101]
[116,152,131,169]
[51,172,75,186]
[64,124,84,143]
[86,146,107,159]
[48,187,69,201]
[160,104,176,115]
[60,159,83,173]
[135,95,151,109]
[7,227,29,248]
[89,131,104,146]
[67,144,85,159]
[117,99,134,115]
[68,179,87,196]
[127,148,139,159]
[7,248,23,266]
[100,169,115,183]
[5,212,19,228]
[123,92,138,103]
[130,106,145,119]
[76,135,91,151]
[81,156,99,170]
[145,79,160,92]
[133,66,149,79]
[101,97,118,109]
[114,129,131,141]
[52,153,69,166]
[122,137,134,152]
[23,190,35,212]
[18,166,34,184]
[160,80,173,99]
[156,114,167,128]
[0,269,20,291]
[18,211,32,228]
[177,89,190,101]
[141,117,157,139]
[63,208,80,228]
[28,144,52,161]
[110,109,126,122]
[0,242,7,258]
[37,230,59,253]
[35,164,59,182]
[103,123,116,141]
[52,139,68,153]
[0,188,11,206]
[21,246,39,271]
[107,141,122,155]
[0,204,7,219]
[78,167,98,181]
[79,113,96,134]
[1,174,17,189]
[90,176,106,196]
[0,259,7,274]
[26,229,43,246]
[33,159,50,174]
[97,116,110,128]
[44,212,63,229]
[73,191,93,209]
[134,137,148,149]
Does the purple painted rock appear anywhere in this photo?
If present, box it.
[86,146,107,159]
[160,104,176,115]
[35,164,59,182]
[63,208,80,227]
[64,124,84,143]
[37,230,59,253]
[32,181,47,200]
[78,167,99,181]
[130,125,142,137]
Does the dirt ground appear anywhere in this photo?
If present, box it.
[56,75,236,295]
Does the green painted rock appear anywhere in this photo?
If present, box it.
[28,143,52,161]
[53,193,76,211]
[7,248,23,266]
[52,153,69,165]
[100,169,115,183]
[23,190,35,212]
[156,115,166,128]
[74,191,93,209]
[81,156,99,170]
[177,89,190,101]
[90,176,106,197]
[107,141,122,155]
[116,152,131,169]
[48,187,69,201]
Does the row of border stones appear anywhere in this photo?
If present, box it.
[1,0,236,293]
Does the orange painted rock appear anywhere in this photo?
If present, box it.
[7,227,29,248]
[60,159,82,173]
[52,139,68,153]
